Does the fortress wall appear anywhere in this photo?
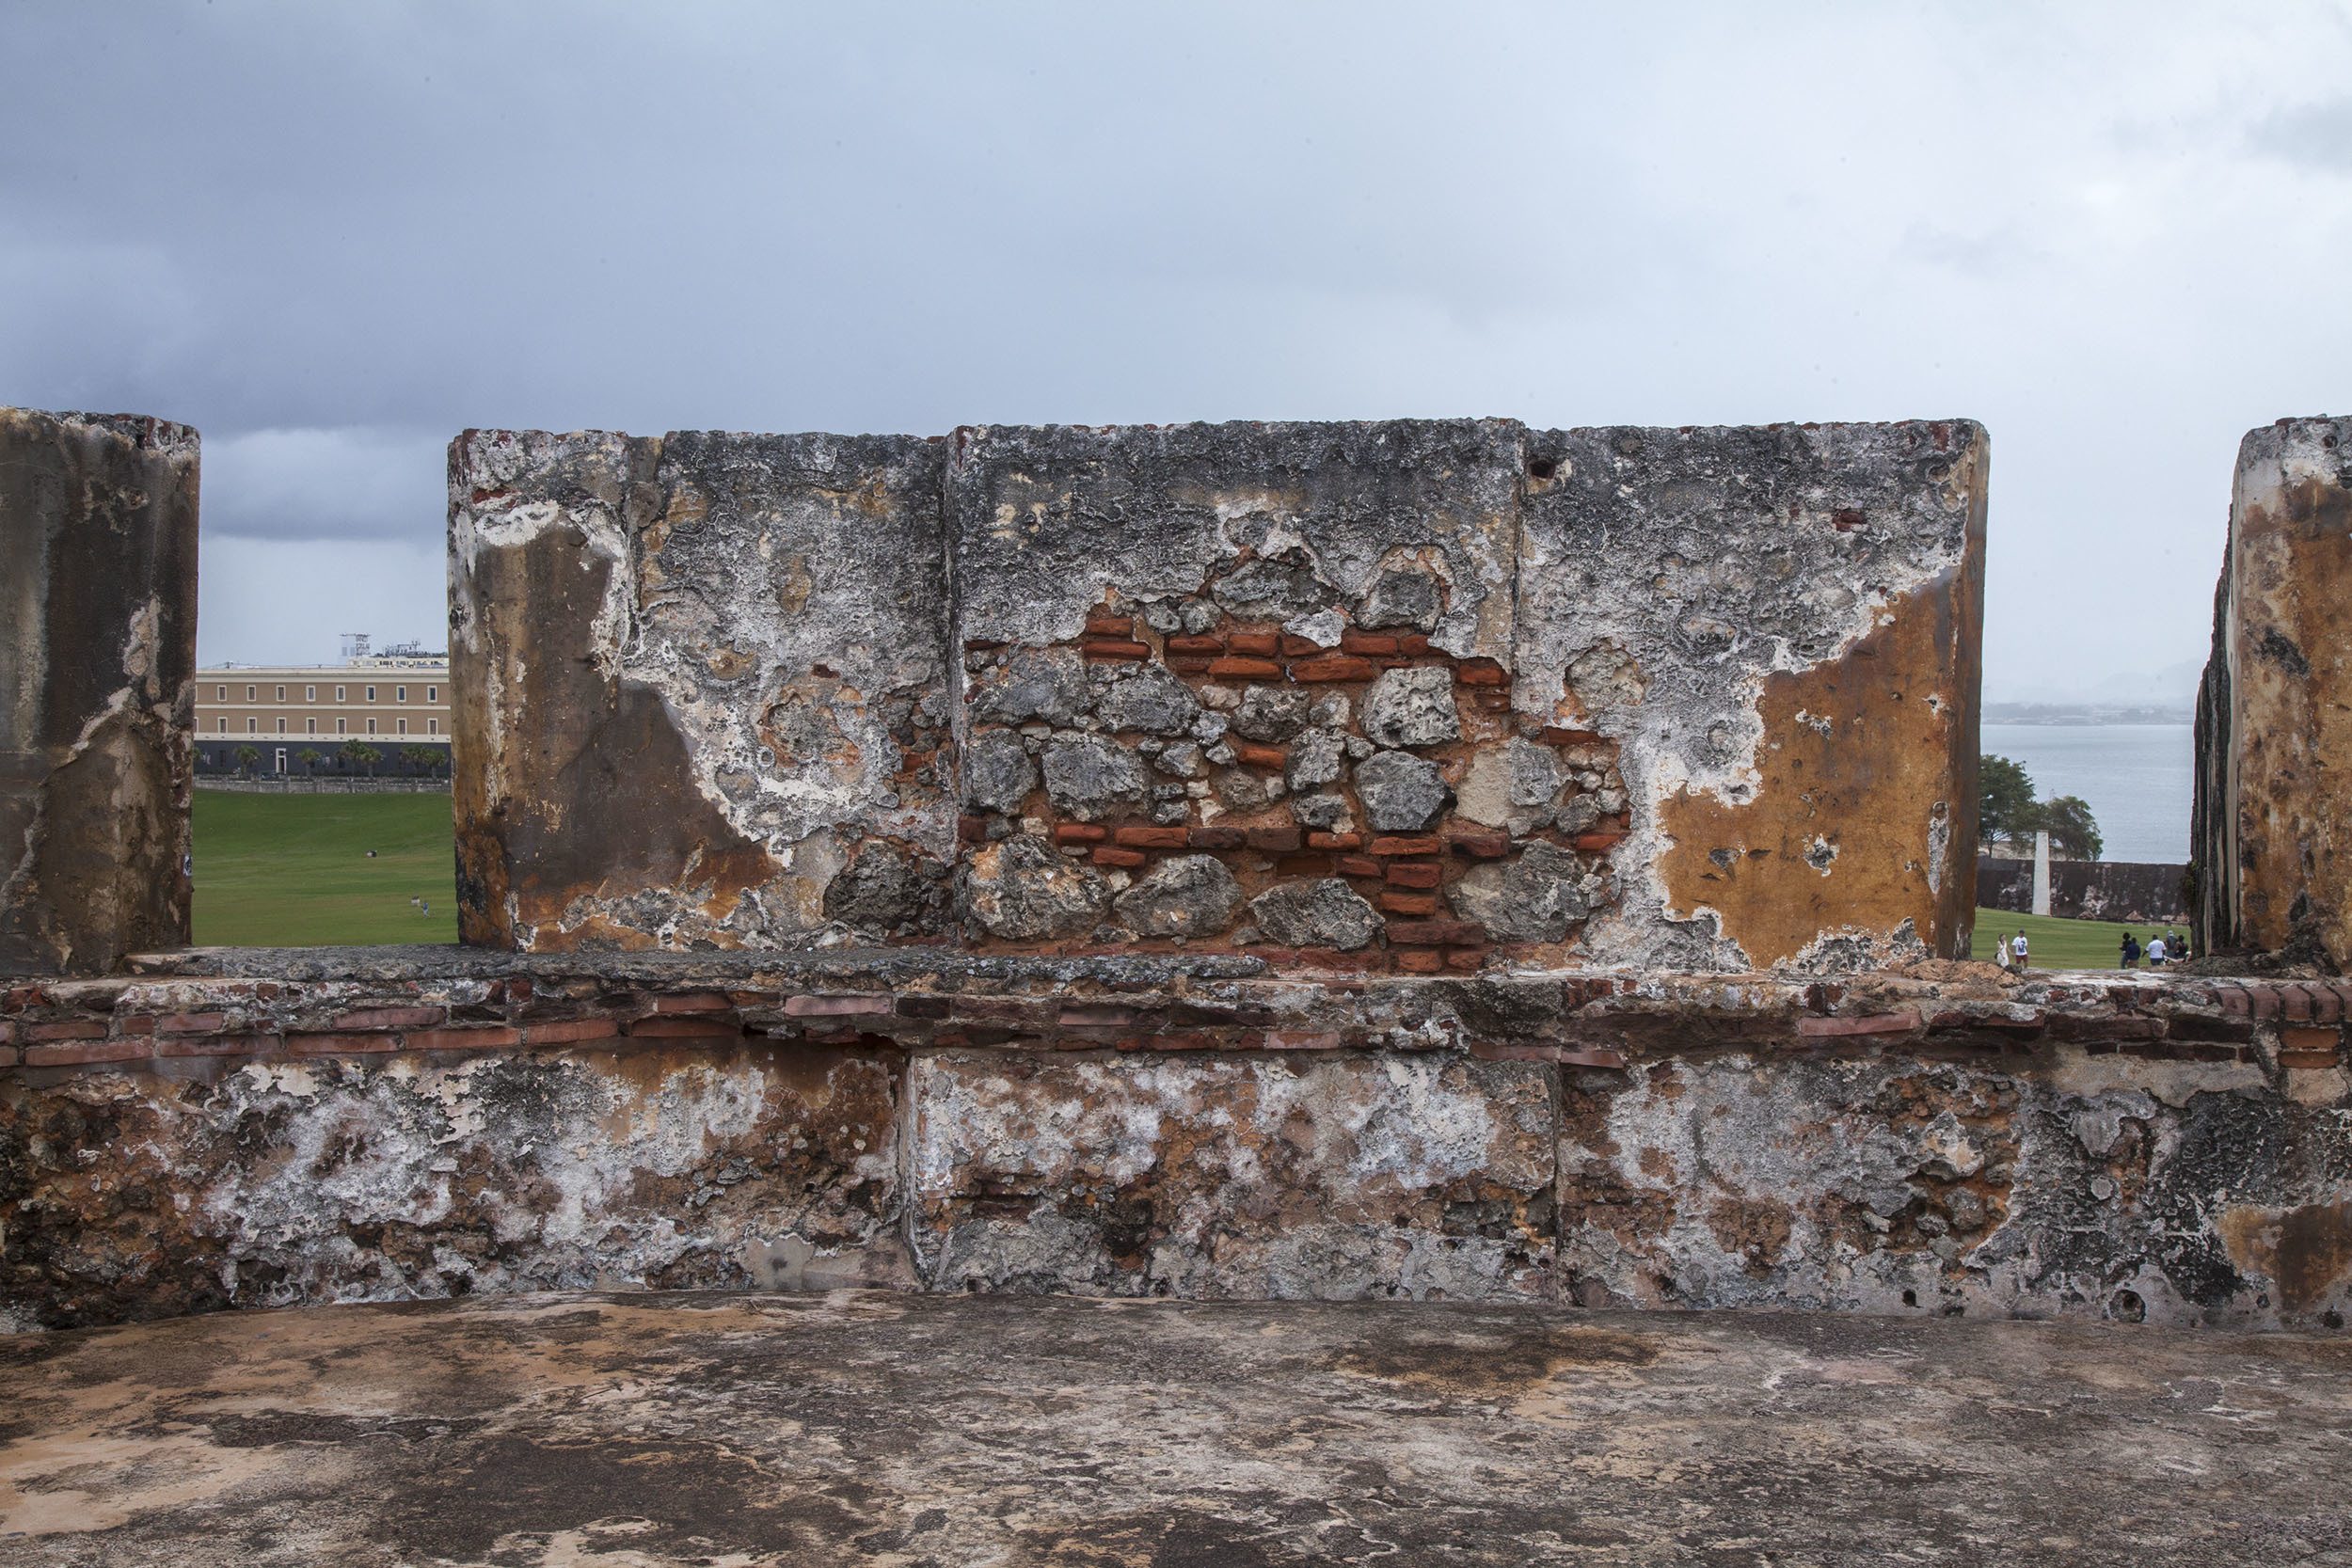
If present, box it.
[0,408,199,977]
[454,418,1986,974]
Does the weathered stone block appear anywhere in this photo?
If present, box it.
[0,409,199,975]
[1518,422,1987,970]
[1558,1049,2352,1328]
[2194,417,2352,967]
[910,1050,1555,1300]
[0,1042,905,1329]
[450,430,953,950]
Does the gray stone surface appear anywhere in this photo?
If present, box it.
[3,1291,2346,1566]
[1110,854,1243,938]
[1040,735,1147,820]
[1090,661,1200,736]
[1354,748,1452,832]
[960,727,1038,815]
[1248,879,1382,950]
[0,409,199,976]
[1451,842,1600,942]
[1360,665,1461,748]
[957,833,1108,940]
[1229,684,1310,742]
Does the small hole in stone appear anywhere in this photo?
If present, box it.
[2326,1309,2344,1330]
[2108,1289,2145,1323]
[1901,1289,1917,1307]
[1525,455,1559,481]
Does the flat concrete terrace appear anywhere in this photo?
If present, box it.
[1,1291,2348,1565]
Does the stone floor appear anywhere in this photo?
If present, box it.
[0,1293,2347,1566]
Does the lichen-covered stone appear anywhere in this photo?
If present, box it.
[450,429,954,951]
[1360,667,1461,748]
[0,409,199,976]
[959,835,1108,940]
[1041,736,1147,821]
[1111,855,1243,939]
[1359,564,1445,631]
[1090,661,1200,736]
[1230,685,1311,742]
[1248,879,1383,950]
[911,1052,1554,1299]
[820,842,945,936]
[1517,421,1986,971]
[971,646,1091,727]
[1285,727,1346,789]
[1355,750,1453,832]
[2193,417,2352,967]
[961,728,1038,815]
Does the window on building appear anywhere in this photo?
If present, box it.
[246,685,256,702]
[216,718,227,733]
[306,719,316,735]
[395,685,406,702]
[305,685,316,701]
[396,719,408,735]
[275,685,286,701]
[366,719,377,735]
[273,748,286,774]
[336,719,346,735]
[426,686,437,702]
[335,686,346,702]
[215,685,227,701]
[246,718,257,734]
[276,719,286,734]
[365,686,376,702]
[427,719,439,735]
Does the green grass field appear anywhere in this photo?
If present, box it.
[1969,908,2190,971]
[193,790,459,946]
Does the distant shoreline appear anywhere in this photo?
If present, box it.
[1983,709,2190,727]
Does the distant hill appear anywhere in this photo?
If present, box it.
[1984,657,2201,724]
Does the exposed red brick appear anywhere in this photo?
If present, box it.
[1114,825,1190,848]
[1395,951,1444,974]
[1380,892,1441,916]
[1539,725,1607,746]
[625,1017,741,1039]
[1092,847,1147,868]
[1275,853,1334,877]
[1263,1029,1346,1051]
[155,1031,279,1059]
[289,1031,401,1056]
[1385,863,1443,889]
[1225,630,1280,656]
[1335,855,1382,879]
[1290,656,1374,683]
[1339,630,1399,655]
[1795,1010,1924,1038]
[1246,827,1303,852]
[1387,919,1486,945]
[1447,830,1510,859]
[963,637,1006,651]
[1082,640,1151,661]
[1455,658,1508,686]
[1167,655,1215,673]
[1165,634,1225,655]
[1059,1005,1141,1027]
[520,1018,627,1047]
[781,994,893,1017]
[1396,634,1432,656]
[1444,949,1489,972]
[1370,835,1443,857]
[25,1019,105,1043]
[1207,656,1282,679]
[114,1015,155,1036]
[1572,831,1629,851]
[1187,826,1248,850]
[24,1037,150,1068]
[1306,831,1362,849]
[406,1025,525,1051]
[1279,634,1323,657]
[1232,741,1286,770]
[895,995,954,1019]
[1084,615,1136,638]
[1055,823,1107,844]
[331,1006,448,1031]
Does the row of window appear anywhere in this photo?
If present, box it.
[210,683,440,704]
[215,717,441,736]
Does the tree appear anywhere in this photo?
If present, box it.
[341,739,381,777]
[1979,755,2036,852]
[295,748,325,776]
[232,744,261,778]
[404,745,444,778]
[2033,795,2104,861]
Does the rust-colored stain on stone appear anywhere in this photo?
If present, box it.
[1656,575,1979,967]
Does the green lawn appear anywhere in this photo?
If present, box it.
[193,789,459,946]
[1969,908,2190,972]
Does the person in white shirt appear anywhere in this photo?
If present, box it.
[2010,931,2029,971]
[2146,934,2168,967]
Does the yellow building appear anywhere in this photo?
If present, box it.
[193,655,450,777]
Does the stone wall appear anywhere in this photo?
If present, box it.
[1979,856,2189,925]
[0,408,199,976]
[2,952,2345,1331]
[455,419,1985,974]
[2194,416,2352,968]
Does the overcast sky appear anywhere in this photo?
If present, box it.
[6,2,2348,701]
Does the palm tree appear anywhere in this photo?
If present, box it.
[341,739,381,778]
[233,744,261,778]
[404,745,443,778]
[295,748,326,776]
